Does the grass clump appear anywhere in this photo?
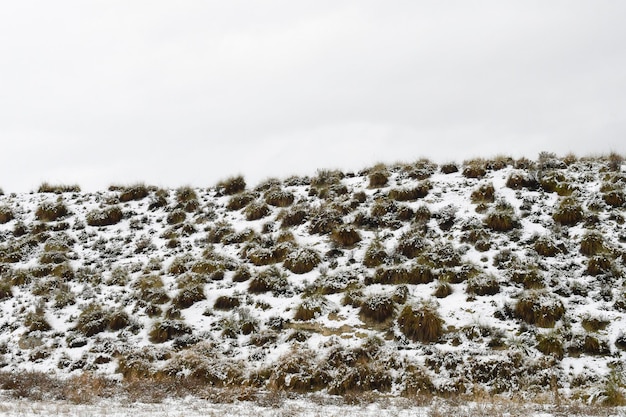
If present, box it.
[330,225,361,248]
[172,284,205,309]
[226,191,258,211]
[514,290,565,328]
[471,182,495,204]
[37,183,80,193]
[534,235,561,257]
[462,159,487,179]
[0,206,14,224]
[86,206,123,226]
[388,183,430,201]
[397,302,444,343]
[118,183,150,202]
[553,197,584,226]
[536,332,565,360]
[359,294,395,323]
[368,170,389,188]
[218,175,246,195]
[248,266,289,295]
[149,319,192,343]
[440,162,458,174]
[579,231,605,256]
[363,240,388,268]
[484,201,518,232]
[284,247,321,274]
[35,201,69,222]
[466,274,500,296]
[294,296,326,321]
[214,295,240,310]
[264,188,294,207]
[244,201,271,221]
[280,205,309,228]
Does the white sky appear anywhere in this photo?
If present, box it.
[1,1,625,192]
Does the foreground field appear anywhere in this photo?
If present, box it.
[0,395,625,417]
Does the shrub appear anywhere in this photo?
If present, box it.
[134,275,170,304]
[214,296,240,310]
[536,332,564,360]
[218,175,246,195]
[244,201,270,221]
[284,247,321,274]
[553,197,583,226]
[232,266,251,282]
[86,206,123,226]
[359,294,395,323]
[511,268,545,289]
[368,170,389,188]
[433,279,452,298]
[579,231,605,256]
[398,302,444,343]
[175,186,197,204]
[466,274,500,296]
[0,206,14,224]
[462,160,486,178]
[166,208,186,225]
[118,183,150,202]
[149,319,192,343]
[280,205,309,228]
[330,226,361,248]
[371,264,435,285]
[534,235,561,257]
[363,240,388,268]
[37,183,80,193]
[308,209,343,235]
[172,284,205,309]
[396,230,428,259]
[248,266,289,295]
[581,315,609,332]
[226,191,258,211]
[35,201,69,222]
[75,304,109,336]
[25,309,51,332]
[484,204,518,232]
[294,296,326,321]
[471,183,495,203]
[264,188,294,207]
[440,162,458,174]
[506,171,539,190]
[311,169,344,188]
[0,280,13,300]
[514,291,565,328]
[585,255,613,276]
[388,183,430,201]
[603,190,625,207]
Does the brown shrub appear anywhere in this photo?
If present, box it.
[359,295,395,323]
[388,183,430,201]
[218,175,246,195]
[585,255,613,276]
[603,190,625,207]
[214,296,240,310]
[396,230,428,259]
[36,201,69,222]
[172,284,205,309]
[226,191,258,211]
[484,209,518,232]
[37,183,81,193]
[581,316,610,332]
[511,268,545,289]
[294,296,326,321]
[368,171,389,188]
[514,291,565,328]
[462,160,487,179]
[248,266,288,295]
[371,265,434,285]
[433,280,452,298]
[534,236,561,257]
[330,226,361,248]
[440,162,459,174]
[264,188,294,207]
[175,186,197,204]
[280,205,309,228]
[75,303,109,336]
[398,303,444,343]
[580,231,604,256]
[553,197,583,226]
[244,201,271,221]
[506,171,540,190]
[536,332,564,360]
[166,208,187,225]
[471,183,495,203]
[284,247,321,274]
[308,209,343,235]
[149,319,192,343]
[466,274,500,296]
[232,266,251,282]
[363,241,388,268]
[118,183,150,202]
[86,206,123,226]
[0,206,14,224]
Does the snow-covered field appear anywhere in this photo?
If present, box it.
[0,154,625,404]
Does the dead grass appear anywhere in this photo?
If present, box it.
[398,302,444,343]
[37,183,81,193]
[218,175,246,195]
[86,206,123,226]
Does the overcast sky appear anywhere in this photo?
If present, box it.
[1,1,625,192]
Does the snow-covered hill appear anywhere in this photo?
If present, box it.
[0,153,625,404]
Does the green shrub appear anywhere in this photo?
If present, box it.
[514,291,565,328]
[86,206,123,226]
[398,302,444,343]
[284,247,321,274]
[37,183,80,193]
[0,206,14,224]
[218,175,246,195]
[35,201,69,222]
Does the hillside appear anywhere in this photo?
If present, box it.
[0,153,625,404]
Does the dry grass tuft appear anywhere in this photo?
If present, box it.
[368,170,389,188]
[398,302,444,343]
[579,231,605,256]
[359,294,395,323]
[244,201,271,221]
[388,183,430,201]
[553,197,584,226]
[86,206,123,226]
[36,201,69,222]
[0,205,14,224]
[38,183,81,193]
[330,225,362,248]
[284,247,321,274]
[514,291,565,328]
[218,175,246,195]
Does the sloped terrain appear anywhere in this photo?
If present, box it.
[0,153,625,404]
